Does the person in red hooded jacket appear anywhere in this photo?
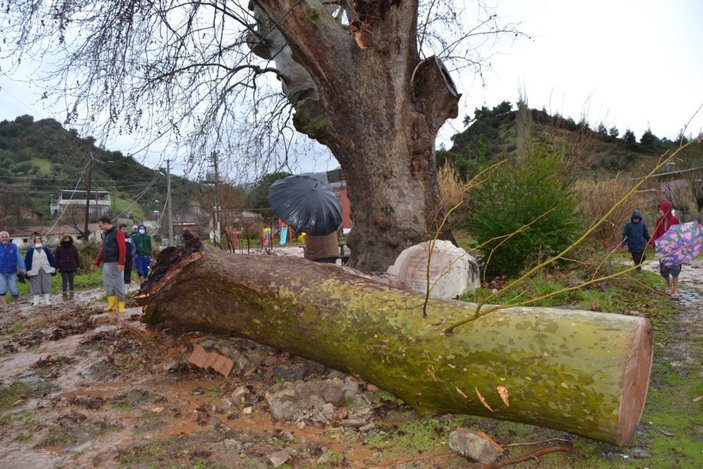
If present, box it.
[650,201,681,299]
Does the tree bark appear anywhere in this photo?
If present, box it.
[137,239,653,446]
[250,0,459,272]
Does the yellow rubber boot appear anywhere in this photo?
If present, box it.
[117,301,125,313]
[103,295,117,312]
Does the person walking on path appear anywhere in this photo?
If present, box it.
[92,216,127,313]
[131,224,152,284]
[24,234,57,306]
[119,224,137,285]
[0,231,26,313]
[622,210,650,272]
[650,201,682,299]
[54,234,81,301]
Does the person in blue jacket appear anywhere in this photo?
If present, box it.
[622,210,650,272]
[0,231,27,313]
[24,234,57,306]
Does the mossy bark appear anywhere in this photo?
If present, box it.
[248,0,459,272]
[138,244,652,446]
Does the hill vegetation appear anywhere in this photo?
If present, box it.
[0,115,209,229]
[437,100,688,180]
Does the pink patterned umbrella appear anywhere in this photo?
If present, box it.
[654,221,703,267]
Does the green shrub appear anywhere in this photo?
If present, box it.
[79,242,101,269]
[467,148,583,276]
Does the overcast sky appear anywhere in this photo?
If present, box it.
[1,0,701,175]
[442,0,703,146]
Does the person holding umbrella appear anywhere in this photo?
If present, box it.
[268,174,344,264]
[303,231,340,263]
[650,201,681,299]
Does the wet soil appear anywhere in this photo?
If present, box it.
[0,284,474,469]
[0,258,701,468]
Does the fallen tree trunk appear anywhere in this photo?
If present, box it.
[137,235,652,446]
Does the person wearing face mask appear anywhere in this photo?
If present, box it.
[131,224,152,284]
[54,234,81,301]
[0,230,27,313]
[24,234,57,306]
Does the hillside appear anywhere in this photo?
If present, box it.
[437,101,682,180]
[0,115,205,227]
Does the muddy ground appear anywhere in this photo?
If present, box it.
[0,258,701,468]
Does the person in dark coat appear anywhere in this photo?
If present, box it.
[54,234,81,301]
[119,224,137,285]
[622,210,650,271]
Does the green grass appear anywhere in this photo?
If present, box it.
[0,382,28,412]
[14,269,104,297]
[30,157,53,174]
[0,410,35,443]
[113,195,147,220]
[460,265,669,317]
[368,415,467,456]
[36,426,79,448]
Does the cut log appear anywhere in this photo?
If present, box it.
[137,234,652,446]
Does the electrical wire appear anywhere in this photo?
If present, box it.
[111,171,163,220]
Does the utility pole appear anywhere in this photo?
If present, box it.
[212,151,221,243]
[83,151,93,243]
[166,159,174,246]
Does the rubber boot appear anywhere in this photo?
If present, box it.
[44,294,51,305]
[117,301,125,313]
[62,292,69,301]
[103,295,117,312]
[69,291,75,301]
[32,295,40,306]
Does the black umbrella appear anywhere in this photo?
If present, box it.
[268,175,342,235]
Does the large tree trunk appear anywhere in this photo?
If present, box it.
[251,0,458,272]
[137,238,653,446]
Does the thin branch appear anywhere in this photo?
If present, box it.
[445,138,700,334]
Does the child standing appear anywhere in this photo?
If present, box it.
[622,210,650,271]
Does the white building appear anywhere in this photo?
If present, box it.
[50,190,112,219]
